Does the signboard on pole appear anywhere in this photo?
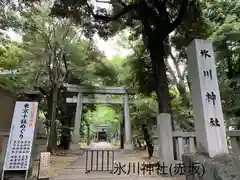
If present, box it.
[3,101,38,171]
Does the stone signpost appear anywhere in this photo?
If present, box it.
[187,39,228,157]
[182,39,240,180]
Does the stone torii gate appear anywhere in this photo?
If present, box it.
[63,83,134,151]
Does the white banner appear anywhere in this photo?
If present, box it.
[3,101,38,171]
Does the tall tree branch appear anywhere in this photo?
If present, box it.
[26,15,53,50]
[83,0,137,22]
[48,53,53,82]
[167,0,188,34]
[140,0,162,25]
[166,61,178,83]
[153,0,166,14]
[96,0,127,7]
[116,0,127,7]
[62,53,68,72]
[169,48,183,80]
[182,66,187,76]
[94,4,137,21]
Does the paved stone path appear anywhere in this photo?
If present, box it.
[53,142,185,180]
[88,141,118,149]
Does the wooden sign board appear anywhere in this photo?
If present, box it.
[38,152,50,179]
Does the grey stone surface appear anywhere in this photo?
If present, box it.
[182,152,240,180]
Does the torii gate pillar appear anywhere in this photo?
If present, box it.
[123,94,133,151]
[70,93,83,150]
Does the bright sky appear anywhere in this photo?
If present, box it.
[91,1,133,59]
[93,34,133,59]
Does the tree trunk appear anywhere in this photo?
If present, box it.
[142,124,153,159]
[149,42,171,114]
[46,92,53,136]
[186,74,191,92]
[59,104,73,150]
[87,125,90,145]
[120,119,124,149]
[177,82,190,107]
[137,139,142,148]
[149,41,177,160]
[59,118,71,150]
[47,84,58,153]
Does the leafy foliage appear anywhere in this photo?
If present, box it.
[1,0,240,150]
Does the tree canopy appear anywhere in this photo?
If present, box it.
[0,0,240,152]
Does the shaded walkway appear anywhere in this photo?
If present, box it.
[53,142,185,180]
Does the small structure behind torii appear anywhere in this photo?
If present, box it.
[63,83,134,151]
[94,124,110,141]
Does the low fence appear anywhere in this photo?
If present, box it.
[85,149,115,173]
[172,130,240,161]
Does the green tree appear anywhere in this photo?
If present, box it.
[49,0,204,118]
[85,105,120,138]
[7,0,113,151]
[203,0,240,128]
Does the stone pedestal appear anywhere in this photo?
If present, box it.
[153,136,160,158]
[182,153,240,180]
[157,113,174,164]
[70,143,80,150]
[153,143,160,158]
[153,128,160,158]
[124,143,134,153]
